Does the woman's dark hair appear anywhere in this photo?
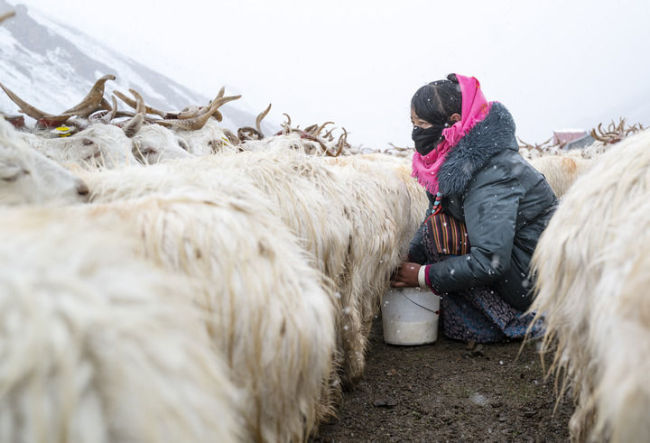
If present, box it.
[411,73,462,125]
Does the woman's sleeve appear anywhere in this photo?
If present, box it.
[407,199,433,264]
[408,218,428,264]
[426,166,525,292]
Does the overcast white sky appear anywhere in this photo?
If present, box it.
[17,0,650,148]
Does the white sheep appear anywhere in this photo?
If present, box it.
[20,121,198,168]
[201,151,356,384]
[323,153,428,376]
[80,148,426,390]
[137,150,424,386]
[527,155,595,198]
[76,169,338,442]
[580,139,609,158]
[240,130,349,158]
[115,191,337,441]
[530,129,650,442]
[176,118,239,155]
[19,123,140,169]
[0,117,89,205]
[241,133,324,156]
[0,207,244,443]
[132,124,194,164]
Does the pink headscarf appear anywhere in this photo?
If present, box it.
[411,74,493,194]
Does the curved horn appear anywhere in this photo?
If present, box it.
[323,126,336,141]
[0,81,74,122]
[63,74,116,117]
[173,87,226,121]
[590,128,610,144]
[211,87,226,121]
[209,93,241,122]
[300,133,331,156]
[590,121,623,144]
[155,94,241,130]
[97,97,112,111]
[314,121,334,137]
[177,105,205,120]
[616,118,625,134]
[115,110,137,119]
[123,113,144,137]
[175,92,239,121]
[129,89,145,114]
[89,95,119,123]
[176,89,238,121]
[122,89,145,137]
[237,126,264,141]
[282,113,292,127]
[255,103,271,135]
[0,10,16,24]
[103,95,119,123]
[113,89,168,118]
[625,121,644,136]
[281,113,293,135]
[332,128,348,156]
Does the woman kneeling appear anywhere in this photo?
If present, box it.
[391,73,556,343]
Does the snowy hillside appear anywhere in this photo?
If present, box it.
[0,1,269,131]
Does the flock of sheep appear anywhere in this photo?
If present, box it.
[0,73,648,442]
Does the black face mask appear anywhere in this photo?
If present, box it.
[412,124,444,155]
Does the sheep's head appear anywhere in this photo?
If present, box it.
[31,90,147,169]
[179,119,238,155]
[38,124,138,169]
[0,119,89,205]
[112,87,242,155]
[237,103,272,142]
[269,114,349,156]
[132,124,193,164]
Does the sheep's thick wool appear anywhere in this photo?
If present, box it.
[530,129,650,442]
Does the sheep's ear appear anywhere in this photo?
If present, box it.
[0,162,26,182]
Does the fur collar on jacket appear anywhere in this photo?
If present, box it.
[437,102,518,196]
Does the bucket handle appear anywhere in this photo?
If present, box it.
[400,291,439,314]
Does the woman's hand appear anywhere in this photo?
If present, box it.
[390,262,422,288]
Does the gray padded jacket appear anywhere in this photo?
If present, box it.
[409,102,557,311]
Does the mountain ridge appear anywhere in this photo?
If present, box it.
[0,1,271,132]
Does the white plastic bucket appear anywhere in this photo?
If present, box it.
[381,287,440,346]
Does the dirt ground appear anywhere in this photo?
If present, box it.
[313,317,573,442]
